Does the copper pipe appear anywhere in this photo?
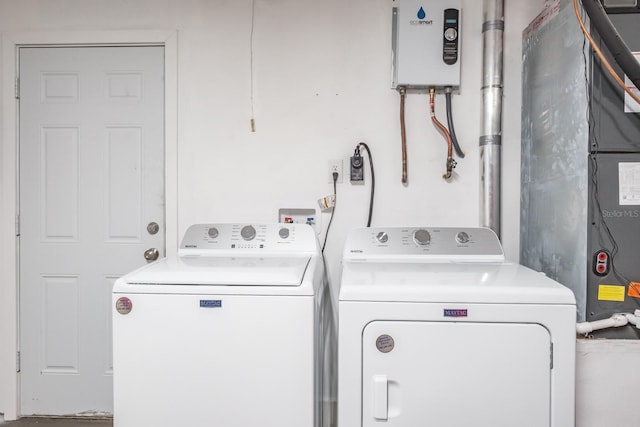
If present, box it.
[399,87,408,185]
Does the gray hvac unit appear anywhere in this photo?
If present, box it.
[521,0,640,338]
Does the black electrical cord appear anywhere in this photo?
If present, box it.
[581,0,640,91]
[321,172,338,253]
[356,142,375,227]
[444,87,465,158]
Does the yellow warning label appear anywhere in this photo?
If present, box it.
[598,285,626,302]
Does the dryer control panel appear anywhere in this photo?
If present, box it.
[179,223,318,254]
[343,227,504,262]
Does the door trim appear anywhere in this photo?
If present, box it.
[0,30,178,420]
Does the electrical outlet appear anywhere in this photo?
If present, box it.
[328,159,343,183]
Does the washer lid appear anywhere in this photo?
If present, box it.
[122,255,311,286]
[339,261,576,305]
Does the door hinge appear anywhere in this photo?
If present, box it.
[15,214,20,236]
[16,351,21,372]
[15,77,20,99]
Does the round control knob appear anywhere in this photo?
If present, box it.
[376,231,388,244]
[444,27,458,41]
[207,227,219,239]
[279,227,290,239]
[413,229,431,246]
[456,231,470,244]
[240,225,257,241]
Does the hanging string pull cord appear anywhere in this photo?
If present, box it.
[429,88,456,180]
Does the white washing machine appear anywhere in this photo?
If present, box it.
[338,227,576,427]
[112,223,326,427]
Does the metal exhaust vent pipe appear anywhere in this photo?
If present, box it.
[480,0,505,238]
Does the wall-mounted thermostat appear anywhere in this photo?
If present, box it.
[392,0,462,89]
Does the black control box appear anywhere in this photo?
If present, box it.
[443,8,460,65]
[350,155,364,182]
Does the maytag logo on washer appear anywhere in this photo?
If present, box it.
[444,308,468,318]
[200,300,222,308]
[115,297,133,315]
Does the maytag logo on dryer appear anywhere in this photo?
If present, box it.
[444,308,468,318]
[410,6,434,26]
[200,300,222,308]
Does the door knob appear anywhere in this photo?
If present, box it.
[144,248,159,261]
[147,222,160,235]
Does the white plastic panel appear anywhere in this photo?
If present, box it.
[118,256,311,289]
[343,227,504,262]
[113,293,316,427]
[362,321,551,427]
[179,223,319,255]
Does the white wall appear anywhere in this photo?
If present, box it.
[3,1,633,425]
[0,0,540,418]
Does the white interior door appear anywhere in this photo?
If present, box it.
[362,321,552,427]
[19,46,165,416]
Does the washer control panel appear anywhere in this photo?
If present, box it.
[179,223,317,253]
[344,227,504,261]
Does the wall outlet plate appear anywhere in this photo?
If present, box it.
[328,159,343,183]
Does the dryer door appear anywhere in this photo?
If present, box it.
[362,321,551,427]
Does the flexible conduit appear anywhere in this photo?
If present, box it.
[480,0,504,238]
[581,0,640,91]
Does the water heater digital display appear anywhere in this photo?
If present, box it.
[392,0,462,89]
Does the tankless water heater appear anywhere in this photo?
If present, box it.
[392,0,462,89]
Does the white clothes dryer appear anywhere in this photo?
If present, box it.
[113,223,326,427]
[338,227,576,427]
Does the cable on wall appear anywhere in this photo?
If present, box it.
[444,86,465,158]
[574,0,640,105]
[354,142,375,227]
[321,172,338,253]
[429,87,456,181]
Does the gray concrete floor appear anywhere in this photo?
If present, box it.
[0,418,111,426]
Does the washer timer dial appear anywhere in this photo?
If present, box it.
[240,225,257,241]
[413,229,431,246]
[207,227,219,239]
[279,227,290,239]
